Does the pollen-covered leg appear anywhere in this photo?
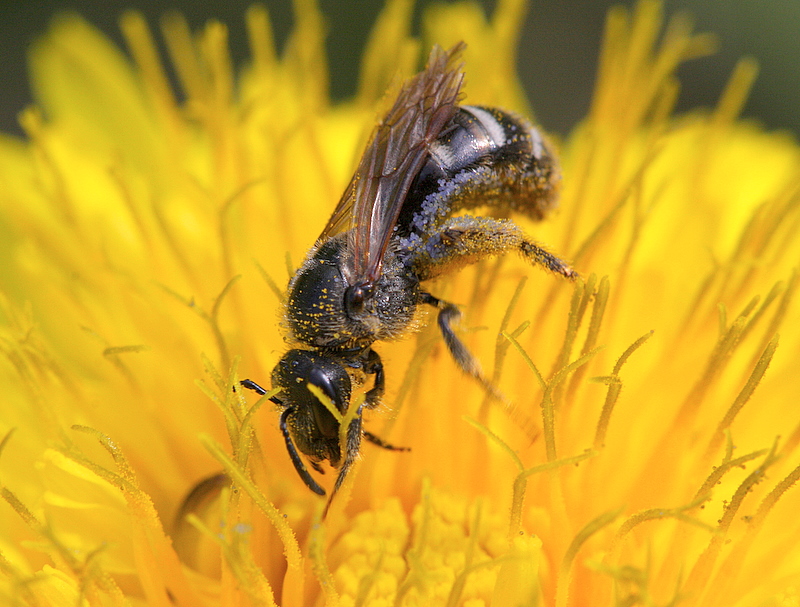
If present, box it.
[410,215,577,281]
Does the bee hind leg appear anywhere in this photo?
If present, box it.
[411,215,577,281]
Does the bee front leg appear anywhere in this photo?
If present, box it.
[278,406,327,496]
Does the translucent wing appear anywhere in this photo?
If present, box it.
[319,43,465,285]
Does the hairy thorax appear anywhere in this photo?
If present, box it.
[284,235,421,351]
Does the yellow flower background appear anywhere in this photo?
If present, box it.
[1,0,800,605]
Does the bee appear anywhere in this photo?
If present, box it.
[242,43,576,503]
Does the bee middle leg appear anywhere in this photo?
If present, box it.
[419,291,497,397]
[359,349,409,451]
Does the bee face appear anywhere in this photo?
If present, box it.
[242,43,575,510]
[272,349,350,463]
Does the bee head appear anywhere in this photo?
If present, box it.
[271,349,351,468]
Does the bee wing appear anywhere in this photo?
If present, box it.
[319,43,465,284]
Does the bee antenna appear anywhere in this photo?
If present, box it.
[240,379,267,395]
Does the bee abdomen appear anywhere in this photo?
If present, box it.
[398,106,561,240]
[430,106,544,171]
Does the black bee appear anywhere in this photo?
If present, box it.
[242,43,576,503]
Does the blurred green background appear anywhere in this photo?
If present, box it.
[1,0,798,140]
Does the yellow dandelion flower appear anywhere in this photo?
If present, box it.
[1,0,800,606]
